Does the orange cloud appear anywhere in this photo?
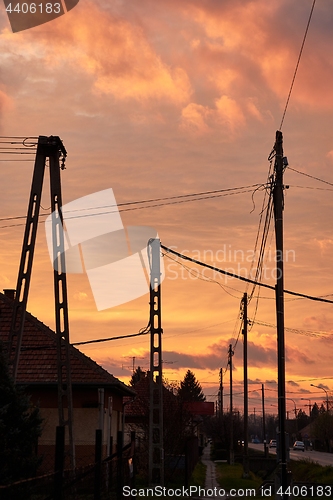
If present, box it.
[215,95,245,132]
[185,0,333,109]
[16,2,192,104]
[180,95,245,136]
[180,103,210,134]
[0,88,12,112]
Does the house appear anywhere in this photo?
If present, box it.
[0,289,135,472]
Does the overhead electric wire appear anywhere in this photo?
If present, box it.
[288,167,333,188]
[163,251,244,300]
[0,135,38,139]
[279,0,316,130]
[251,319,333,340]
[1,174,332,229]
[0,183,265,229]
[289,184,333,192]
[161,244,333,304]
[245,138,276,335]
[72,329,149,346]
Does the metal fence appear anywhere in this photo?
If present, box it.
[0,430,135,500]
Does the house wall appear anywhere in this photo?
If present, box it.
[27,386,127,471]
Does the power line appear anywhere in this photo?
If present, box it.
[163,251,244,300]
[288,167,333,188]
[2,178,333,230]
[0,184,264,229]
[161,244,333,304]
[72,329,149,346]
[251,319,333,340]
[279,0,316,130]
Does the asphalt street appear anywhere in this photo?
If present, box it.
[248,442,333,467]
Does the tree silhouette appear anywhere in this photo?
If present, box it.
[311,402,319,420]
[129,366,146,386]
[296,409,309,431]
[0,342,42,484]
[178,370,206,402]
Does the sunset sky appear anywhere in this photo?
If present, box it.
[1,0,333,417]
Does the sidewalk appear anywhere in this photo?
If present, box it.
[200,443,227,499]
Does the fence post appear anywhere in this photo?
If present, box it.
[116,431,123,500]
[185,439,189,488]
[130,431,136,488]
[94,429,102,500]
[54,426,65,500]
[108,435,113,492]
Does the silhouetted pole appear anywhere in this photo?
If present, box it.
[219,368,223,416]
[262,384,267,457]
[229,343,234,465]
[273,130,289,497]
[148,238,164,486]
[242,293,249,476]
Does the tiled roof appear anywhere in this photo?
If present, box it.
[0,292,135,396]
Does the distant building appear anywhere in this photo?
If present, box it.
[0,289,135,471]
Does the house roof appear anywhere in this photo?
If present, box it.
[0,291,135,396]
[298,422,314,439]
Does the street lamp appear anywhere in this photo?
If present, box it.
[286,398,297,418]
[310,384,329,412]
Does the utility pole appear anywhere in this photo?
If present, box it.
[242,293,249,476]
[219,368,223,416]
[228,343,234,465]
[273,130,290,497]
[262,384,267,457]
[7,136,75,469]
[148,238,164,486]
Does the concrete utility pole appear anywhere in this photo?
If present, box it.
[228,343,234,465]
[219,368,223,416]
[273,130,290,497]
[242,293,249,476]
[148,238,164,486]
[262,384,267,457]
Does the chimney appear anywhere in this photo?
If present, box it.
[3,289,16,300]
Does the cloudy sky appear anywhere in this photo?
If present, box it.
[1,0,333,415]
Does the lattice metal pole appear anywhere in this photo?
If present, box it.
[7,135,75,468]
[148,238,164,486]
[8,136,48,380]
[49,140,76,468]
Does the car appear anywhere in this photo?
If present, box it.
[252,438,261,444]
[292,440,305,451]
[269,439,277,448]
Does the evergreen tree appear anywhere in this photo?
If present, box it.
[296,409,309,430]
[319,403,327,414]
[130,366,146,386]
[178,370,206,402]
[0,342,42,484]
[311,402,319,419]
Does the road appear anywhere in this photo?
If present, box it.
[248,442,333,467]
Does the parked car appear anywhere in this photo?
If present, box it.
[269,439,277,448]
[252,438,261,444]
[292,440,305,451]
